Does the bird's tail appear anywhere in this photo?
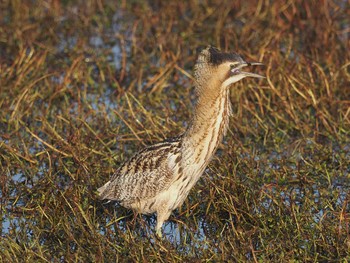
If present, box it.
[97,181,111,199]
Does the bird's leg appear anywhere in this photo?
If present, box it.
[156,227,162,238]
[156,209,172,238]
[128,210,141,232]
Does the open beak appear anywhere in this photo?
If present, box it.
[231,62,265,79]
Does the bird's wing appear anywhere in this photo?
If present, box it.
[98,138,182,203]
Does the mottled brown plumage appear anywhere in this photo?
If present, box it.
[98,46,264,236]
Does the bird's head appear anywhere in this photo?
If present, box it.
[194,46,264,90]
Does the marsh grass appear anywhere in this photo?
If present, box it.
[1,0,349,261]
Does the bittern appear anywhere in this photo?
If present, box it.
[98,46,264,236]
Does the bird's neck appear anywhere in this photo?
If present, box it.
[182,83,232,168]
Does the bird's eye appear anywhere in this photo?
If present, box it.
[230,64,235,69]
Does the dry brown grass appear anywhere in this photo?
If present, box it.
[1,0,349,261]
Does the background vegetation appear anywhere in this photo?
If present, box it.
[1,0,349,261]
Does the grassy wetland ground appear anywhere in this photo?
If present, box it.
[1,0,350,262]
